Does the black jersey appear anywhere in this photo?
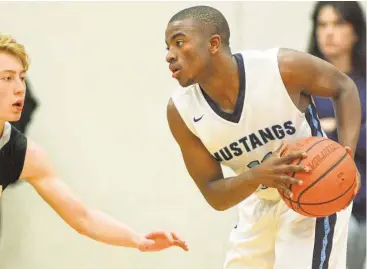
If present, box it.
[0,122,27,193]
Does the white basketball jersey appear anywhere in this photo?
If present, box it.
[0,122,11,151]
[171,48,326,200]
[0,122,11,198]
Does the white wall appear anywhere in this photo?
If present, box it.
[0,2,365,269]
[239,1,315,51]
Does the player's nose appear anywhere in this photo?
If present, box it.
[14,78,26,96]
[166,49,177,64]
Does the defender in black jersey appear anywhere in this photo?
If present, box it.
[0,34,188,253]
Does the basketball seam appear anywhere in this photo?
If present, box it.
[280,138,330,208]
[298,175,355,205]
[281,143,353,217]
[298,178,356,217]
[297,152,348,203]
[282,152,350,204]
[289,138,330,210]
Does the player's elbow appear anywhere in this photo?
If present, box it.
[204,195,231,211]
[201,185,234,211]
[333,73,359,101]
[68,207,91,236]
[74,218,89,236]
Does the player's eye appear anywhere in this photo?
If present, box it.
[176,40,184,47]
[2,76,13,82]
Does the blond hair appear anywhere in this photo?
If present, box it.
[0,34,29,71]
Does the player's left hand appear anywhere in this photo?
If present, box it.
[137,231,189,252]
[344,146,361,208]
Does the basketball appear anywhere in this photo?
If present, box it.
[278,136,357,217]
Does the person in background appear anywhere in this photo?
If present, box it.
[307,2,366,268]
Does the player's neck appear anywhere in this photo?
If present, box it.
[199,54,240,113]
[327,54,352,74]
[0,121,5,138]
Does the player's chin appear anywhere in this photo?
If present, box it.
[178,77,195,88]
[8,112,22,122]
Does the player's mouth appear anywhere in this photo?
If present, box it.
[172,70,181,78]
[12,99,24,111]
[169,65,181,79]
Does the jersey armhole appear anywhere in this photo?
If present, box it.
[9,126,27,183]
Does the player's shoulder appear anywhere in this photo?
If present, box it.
[0,122,12,150]
[170,83,199,99]
[167,84,201,133]
[0,122,27,153]
[168,83,200,109]
[9,123,27,141]
[20,137,52,182]
[0,122,28,188]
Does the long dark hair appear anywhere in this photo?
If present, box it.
[308,1,366,78]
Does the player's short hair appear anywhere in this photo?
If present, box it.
[0,34,29,71]
[169,5,231,47]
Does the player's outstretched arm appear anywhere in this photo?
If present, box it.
[278,48,361,196]
[19,139,188,252]
[167,99,307,211]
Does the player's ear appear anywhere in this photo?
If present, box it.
[209,34,221,55]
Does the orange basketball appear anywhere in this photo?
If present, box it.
[278,136,357,217]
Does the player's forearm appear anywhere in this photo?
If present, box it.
[205,171,259,211]
[28,176,144,249]
[333,78,361,157]
[77,209,143,248]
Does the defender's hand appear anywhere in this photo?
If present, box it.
[138,231,189,252]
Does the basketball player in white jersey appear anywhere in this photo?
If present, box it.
[165,6,361,269]
[0,34,188,253]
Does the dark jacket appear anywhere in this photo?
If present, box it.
[313,73,366,222]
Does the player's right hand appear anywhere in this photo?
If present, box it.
[248,143,311,198]
[137,231,189,252]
